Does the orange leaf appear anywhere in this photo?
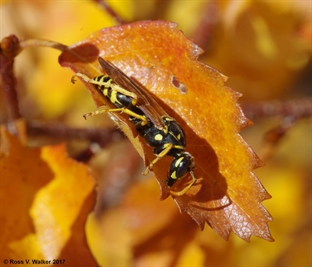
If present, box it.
[59,20,273,241]
[0,125,97,265]
[0,126,52,259]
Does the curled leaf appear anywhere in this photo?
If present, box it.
[59,20,273,241]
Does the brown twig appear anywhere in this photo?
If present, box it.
[1,35,68,124]
[241,98,312,120]
[259,115,298,161]
[241,98,311,161]
[192,0,219,50]
[26,120,124,145]
[0,35,22,122]
[94,140,142,214]
[91,0,126,24]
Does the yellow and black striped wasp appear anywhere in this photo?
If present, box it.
[72,57,196,196]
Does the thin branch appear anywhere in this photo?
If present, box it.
[26,120,124,145]
[241,98,312,120]
[0,35,22,121]
[92,0,126,24]
[94,140,142,214]
[1,35,68,123]
[192,0,219,50]
[241,98,311,161]
[259,116,297,161]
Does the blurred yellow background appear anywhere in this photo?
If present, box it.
[1,0,311,266]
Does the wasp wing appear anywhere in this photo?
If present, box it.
[98,57,167,129]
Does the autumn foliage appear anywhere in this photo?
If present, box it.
[59,20,273,241]
[0,123,97,265]
[1,1,311,266]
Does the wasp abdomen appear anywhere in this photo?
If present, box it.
[168,152,195,187]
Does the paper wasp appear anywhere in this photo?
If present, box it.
[72,57,196,196]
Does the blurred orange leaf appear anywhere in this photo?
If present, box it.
[0,125,52,259]
[123,178,201,266]
[0,124,97,265]
[59,20,273,241]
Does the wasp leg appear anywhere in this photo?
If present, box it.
[143,143,174,175]
[73,73,138,101]
[170,170,196,196]
[83,106,149,126]
[108,84,138,103]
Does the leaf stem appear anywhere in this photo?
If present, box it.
[19,39,68,51]
[1,35,68,125]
